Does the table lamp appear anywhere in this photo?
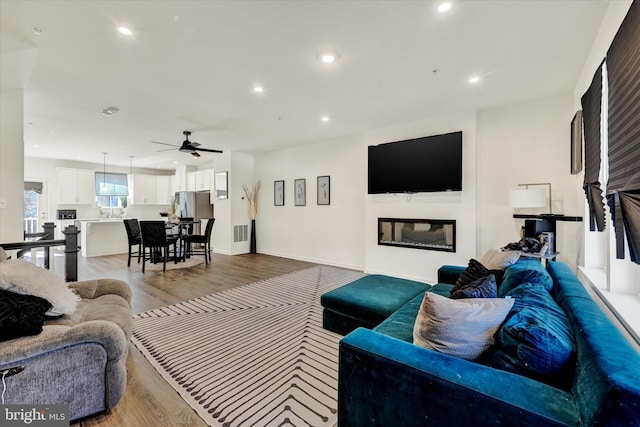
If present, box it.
[510,183,552,214]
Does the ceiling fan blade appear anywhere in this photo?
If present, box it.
[191,141,201,148]
[190,151,201,158]
[194,147,223,153]
[151,140,179,147]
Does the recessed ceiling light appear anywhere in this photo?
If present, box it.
[320,52,337,64]
[33,144,40,148]
[117,26,133,36]
[468,75,481,84]
[253,85,264,94]
[321,115,330,123]
[438,2,452,13]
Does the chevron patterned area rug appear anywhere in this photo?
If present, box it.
[132,265,366,427]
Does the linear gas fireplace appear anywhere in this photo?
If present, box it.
[378,218,456,252]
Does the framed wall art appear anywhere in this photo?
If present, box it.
[274,180,285,206]
[571,110,583,175]
[294,179,306,206]
[317,176,330,205]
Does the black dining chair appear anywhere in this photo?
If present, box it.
[182,218,215,265]
[123,219,142,267]
[140,221,179,273]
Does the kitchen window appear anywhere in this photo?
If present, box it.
[95,172,129,215]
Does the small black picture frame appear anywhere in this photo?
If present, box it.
[317,176,330,205]
[274,180,285,206]
[571,110,583,175]
[294,179,306,206]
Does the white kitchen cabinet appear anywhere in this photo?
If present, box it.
[187,171,197,191]
[175,170,186,191]
[57,168,95,204]
[195,169,213,191]
[170,175,177,196]
[156,175,173,205]
[186,169,214,192]
[129,174,158,205]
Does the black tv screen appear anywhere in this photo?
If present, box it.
[368,131,462,194]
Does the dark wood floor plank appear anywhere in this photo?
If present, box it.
[72,252,318,426]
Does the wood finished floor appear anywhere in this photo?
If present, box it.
[70,252,319,427]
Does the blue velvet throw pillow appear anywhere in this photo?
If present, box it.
[450,274,498,299]
[487,282,576,389]
[498,258,554,297]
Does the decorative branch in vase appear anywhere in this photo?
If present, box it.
[243,181,261,253]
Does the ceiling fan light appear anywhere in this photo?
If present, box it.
[102,106,119,116]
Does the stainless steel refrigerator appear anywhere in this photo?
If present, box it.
[175,191,214,234]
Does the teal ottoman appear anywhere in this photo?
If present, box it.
[321,274,431,335]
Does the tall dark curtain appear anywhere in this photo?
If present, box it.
[606,0,640,263]
[581,62,606,232]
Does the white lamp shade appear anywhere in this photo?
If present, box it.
[510,189,547,208]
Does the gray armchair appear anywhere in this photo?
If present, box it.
[0,278,132,421]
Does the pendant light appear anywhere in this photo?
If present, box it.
[101,152,108,193]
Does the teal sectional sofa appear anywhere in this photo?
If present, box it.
[328,260,640,426]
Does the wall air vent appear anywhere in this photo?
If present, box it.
[233,225,248,243]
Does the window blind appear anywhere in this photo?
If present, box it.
[606,0,640,263]
[95,172,129,196]
[581,62,606,232]
[24,181,43,194]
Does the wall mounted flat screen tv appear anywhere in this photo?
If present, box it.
[368,131,462,194]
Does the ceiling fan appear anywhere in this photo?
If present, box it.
[151,131,223,157]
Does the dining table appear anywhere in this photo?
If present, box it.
[165,220,197,262]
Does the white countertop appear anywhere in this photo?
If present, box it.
[77,217,165,223]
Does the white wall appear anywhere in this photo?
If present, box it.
[210,152,232,254]
[0,89,24,243]
[364,111,477,282]
[252,98,583,282]
[254,135,366,270]
[230,152,255,255]
[477,92,584,269]
[253,110,476,281]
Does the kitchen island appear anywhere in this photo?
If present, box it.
[79,218,164,257]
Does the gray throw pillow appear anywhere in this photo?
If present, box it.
[413,292,514,360]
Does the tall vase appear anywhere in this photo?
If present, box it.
[250,219,257,254]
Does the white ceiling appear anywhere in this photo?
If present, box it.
[1,0,609,170]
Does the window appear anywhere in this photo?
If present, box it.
[581,1,640,343]
[95,172,128,216]
[23,190,38,234]
[95,172,128,197]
